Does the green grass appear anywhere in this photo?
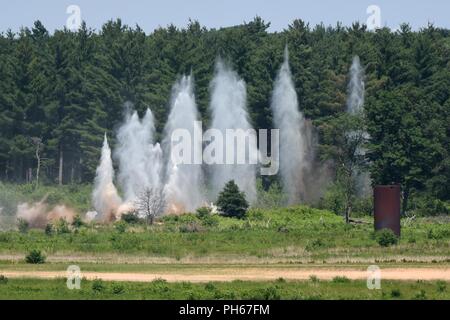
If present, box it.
[0,183,449,261]
[0,277,447,300]
[0,205,448,261]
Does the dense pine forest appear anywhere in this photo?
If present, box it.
[0,17,449,211]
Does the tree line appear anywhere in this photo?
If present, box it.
[0,17,448,206]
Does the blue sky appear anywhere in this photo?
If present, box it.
[1,0,449,33]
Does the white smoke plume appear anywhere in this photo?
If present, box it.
[115,103,164,203]
[347,56,365,115]
[346,55,371,196]
[92,134,123,220]
[208,59,257,203]
[163,75,205,213]
[271,46,313,204]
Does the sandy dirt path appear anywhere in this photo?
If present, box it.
[1,267,449,282]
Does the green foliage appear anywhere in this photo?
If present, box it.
[0,206,447,260]
[25,249,46,264]
[55,218,70,234]
[0,19,448,215]
[436,281,446,293]
[111,283,125,295]
[17,218,29,233]
[121,212,142,224]
[71,214,84,228]
[114,221,127,233]
[92,279,106,293]
[196,207,211,219]
[44,223,53,235]
[216,180,249,219]
[332,276,350,283]
[255,179,286,209]
[0,278,448,300]
[0,275,7,284]
[390,288,401,298]
[376,229,399,247]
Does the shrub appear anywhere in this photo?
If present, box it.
[121,212,142,224]
[332,276,350,283]
[92,279,105,293]
[277,226,289,233]
[216,180,249,219]
[196,207,211,219]
[414,290,427,300]
[114,221,127,233]
[55,218,70,234]
[200,215,219,228]
[390,289,401,298]
[204,282,216,291]
[112,283,125,294]
[71,214,84,228]
[262,286,281,300]
[44,223,54,235]
[0,275,8,284]
[376,229,399,247]
[17,218,29,234]
[436,280,446,293]
[25,249,46,264]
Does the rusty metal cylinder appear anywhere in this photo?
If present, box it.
[373,185,401,236]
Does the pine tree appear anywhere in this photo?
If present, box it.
[216,180,249,219]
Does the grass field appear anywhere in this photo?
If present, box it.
[1,184,449,300]
[0,277,447,300]
[0,206,448,262]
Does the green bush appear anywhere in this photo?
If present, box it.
[332,276,350,283]
[25,249,46,264]
[92,279,106,293]
[71,214,84,228]
[216,180,249,219]
[112,283,125,294]
[196,207,211,219]
[44,223,54,235]
[114,221,127,233]
[121,212,142,224]
[414,290,427,300]
[376,229,399,247]
[255,180,286,209]
[17,218,29,234]
[436,280,447,293]
[55,218,70,234]
[390,288,401,298]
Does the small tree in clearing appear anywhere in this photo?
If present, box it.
[134,188,166,225]
[216,180,249,219]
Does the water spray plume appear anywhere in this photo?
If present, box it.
[115,104,163,202]
[92,133,123,220]
[347,56,365,115]
[163,75,205,213]
[271,46,312,204]
[347,56,370,196]
[209,59,257,203]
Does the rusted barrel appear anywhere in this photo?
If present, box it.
[373,185,401,236]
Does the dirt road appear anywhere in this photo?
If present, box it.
[1,267,449,282]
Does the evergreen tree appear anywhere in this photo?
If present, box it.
[216,180,249,219]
